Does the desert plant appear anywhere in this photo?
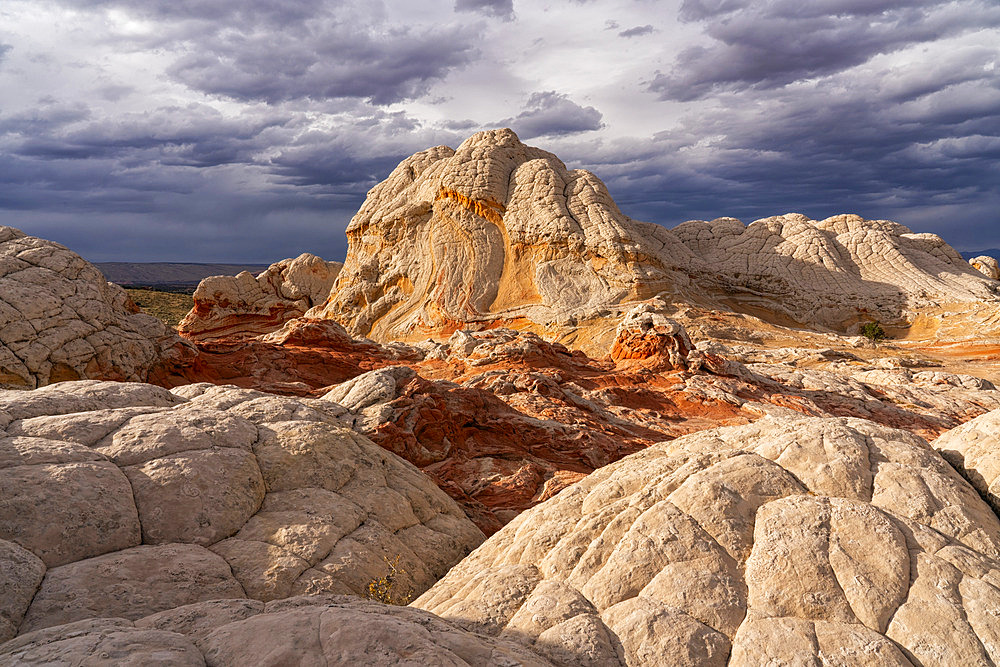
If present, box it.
[366,555,413,606]
[859,321,886,343]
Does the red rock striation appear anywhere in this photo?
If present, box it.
[151,312,1000,533]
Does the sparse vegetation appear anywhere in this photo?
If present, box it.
[860,321,886,344]
[126,288,194,328]
[365,555,413,606]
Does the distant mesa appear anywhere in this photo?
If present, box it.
[96,262,271,290]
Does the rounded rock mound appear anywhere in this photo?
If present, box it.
[178,252,342,341]
[415,415,1000,666]
[0,380,484,642]
[0,227,191,389]
[0,596,551,666]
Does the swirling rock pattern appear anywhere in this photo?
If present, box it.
[178,253,342,341]
[303,130,999,347]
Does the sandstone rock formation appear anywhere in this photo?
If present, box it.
[0,227,191,389]
[933,407,1000,516]
[0,380,483,642]
[970,255,1000,280]
[300,129,999,348]
[0,596,552,665]
[416,416,1000,666]
[157,310,1000,534]
[309,128,696,348]
[672,213,999,331]
[178,253,342,340]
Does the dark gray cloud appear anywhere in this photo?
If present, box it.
[454,0,514,20]
[167,26,480,105]
[500,92,604,139]
[49,0,482,105]
[619,25,655,38]
[568,47,1000,250]
[652,0,1000,101]
[0,43,11,64]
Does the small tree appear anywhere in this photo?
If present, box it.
[860,321,886,344]
[366,555,413,606]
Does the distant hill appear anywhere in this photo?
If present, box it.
[96,262,270,291]
[961,250,1000,260]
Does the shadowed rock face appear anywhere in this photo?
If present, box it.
[415,416,1000,666]
[0,227,194,390]
[0,380,483,642]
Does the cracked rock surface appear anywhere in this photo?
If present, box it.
[415,416,1000,666]
[0,596,552,666]
[0,380,483,642]
[0,227,191,390]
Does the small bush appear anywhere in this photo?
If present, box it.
[860,321,886,343]
[366,555,413,606]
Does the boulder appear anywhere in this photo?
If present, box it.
[178,253,342,341]
[415,416,1000,666]
[0,380,483,637]
[0,226,192,389]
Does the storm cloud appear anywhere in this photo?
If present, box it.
[500,92,604,139]
[0,0,997,261]
[651,0,1000,100]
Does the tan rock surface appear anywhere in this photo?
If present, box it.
[2,597,554,666]
[933,407,1000,516]
[0,226,194,389]
[300,130,999,349]
[970,255,1000,280]
[0,380,483,636]
[178,253,342,341]
[415,416,1000,665]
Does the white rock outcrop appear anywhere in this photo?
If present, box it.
[416,416,1000,666]
[305,130,999,345]
[933,408,1000,516]
[310,128,695,342]
[0,227,190,389]
[970,255,1000,280]
[178,253,342,340]
[0,380,483,642]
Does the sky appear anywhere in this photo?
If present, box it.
[0,0,998,262]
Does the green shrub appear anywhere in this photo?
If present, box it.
[860,321,886,343]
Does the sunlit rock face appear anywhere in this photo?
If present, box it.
[178,253,342,341]
[0,227,193,390]
[970,255,1000,280]
[301,129,999,348]
[416,416,1000,666]
[309,128,696,346]
[0,380,483,643]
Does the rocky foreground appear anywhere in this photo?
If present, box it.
[2,129,1000,665]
